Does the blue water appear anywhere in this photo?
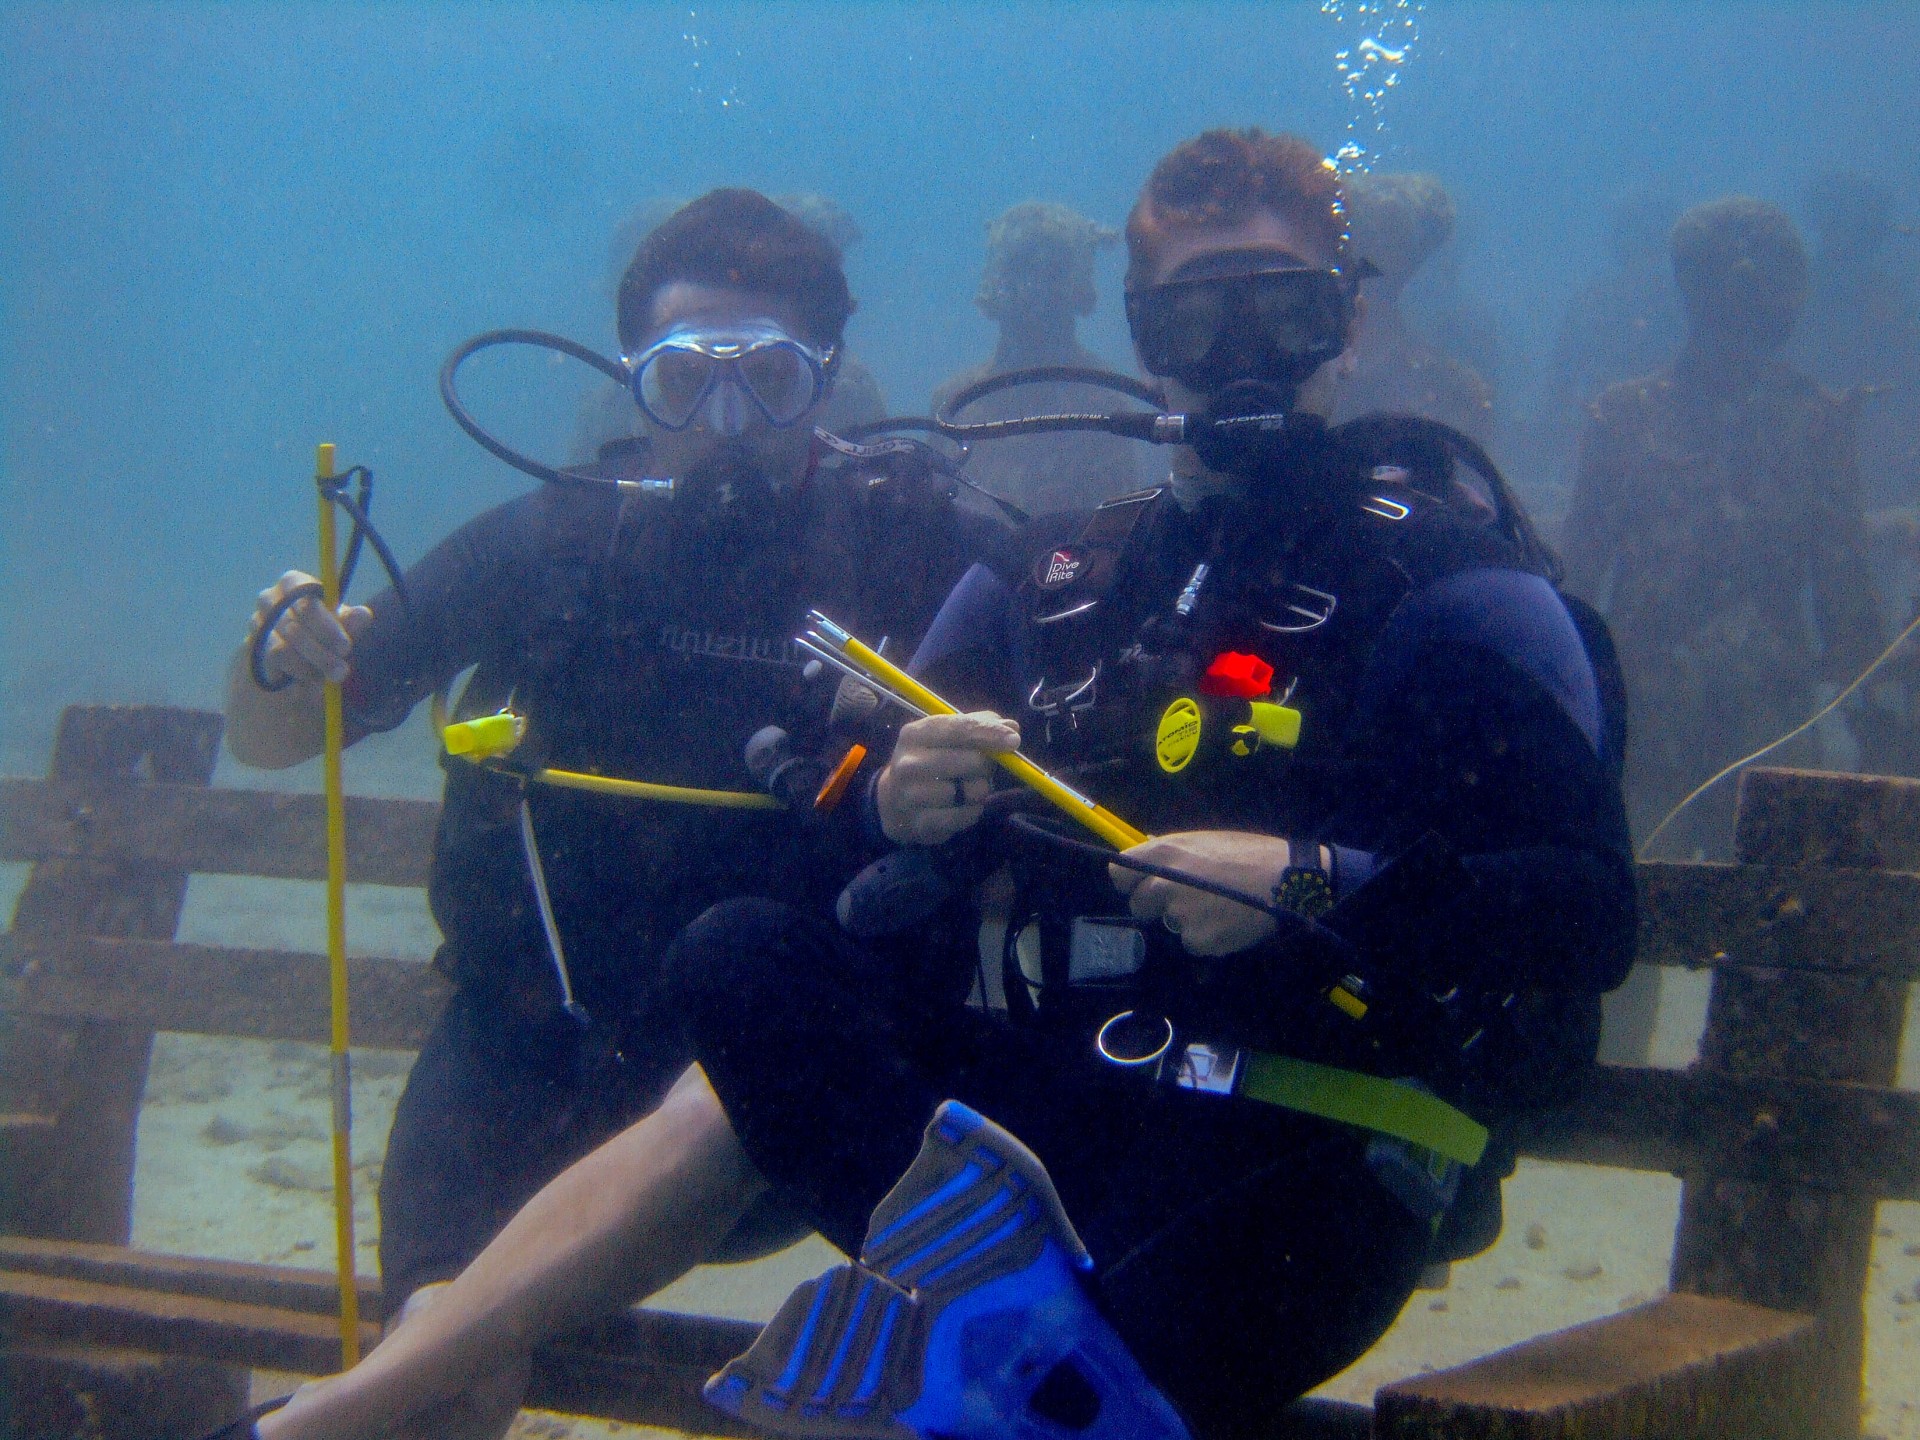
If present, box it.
[4,1,1917,767]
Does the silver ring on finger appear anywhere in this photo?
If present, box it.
[1162,913,1182,936]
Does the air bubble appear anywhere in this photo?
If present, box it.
[1320,0,1424,172]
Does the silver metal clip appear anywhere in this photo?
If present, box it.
[1027,664,1100,741]
[1361,494,1411,521]
[1259,583,1338,634]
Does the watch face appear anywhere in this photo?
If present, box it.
[1276,865,1333,918]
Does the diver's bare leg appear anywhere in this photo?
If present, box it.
[259,1064,768,1440]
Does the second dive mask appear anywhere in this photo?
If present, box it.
[1125,259,1359,398]
[626,322,837,435]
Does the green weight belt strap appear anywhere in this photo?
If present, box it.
[1239,1051,1489,1167]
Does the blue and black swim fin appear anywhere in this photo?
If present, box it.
[704,1101,1193,1440]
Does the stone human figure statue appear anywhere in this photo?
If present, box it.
[931,202,1145,517]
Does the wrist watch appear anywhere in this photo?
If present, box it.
[1273,840,1334,918]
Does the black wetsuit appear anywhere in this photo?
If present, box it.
[660,423,1635,1437]
[340,444,1012,1314]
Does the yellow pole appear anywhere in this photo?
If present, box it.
[316,442,361,1366]
[830,627,1149,850]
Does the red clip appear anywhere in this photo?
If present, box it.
[1198,651,1274,699]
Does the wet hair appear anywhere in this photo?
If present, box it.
[977,202,1117,321]
[1125,128,1347,289]
[1670,197,1809,316]
[616,188,855,352]
[1343,172,1455,287]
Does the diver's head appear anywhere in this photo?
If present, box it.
[976,202,1117,347]
[1123,129,1360,499]
[1671,197,1808,357]
[616,189,853,496]
[1342,171,1454,301]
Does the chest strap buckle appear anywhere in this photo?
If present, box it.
[1027,663,1100,741]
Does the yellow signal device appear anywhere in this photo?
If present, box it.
[442,710,528,760]
[1247,701,1302,748]
[1326,982,1370,1021]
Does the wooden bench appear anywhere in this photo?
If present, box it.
[3,704,1915,1439]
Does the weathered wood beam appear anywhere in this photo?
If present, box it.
[1517,1064,1920,1199]
[1735,765,1920,870]
[1373,1293,1820,1440]
[4,935,448,1051]
[0,1249,764,1434]
[0,1267,380,1376]
[0,1237,378,1318]
[1638,859,1920,980]
[0,778,438,888]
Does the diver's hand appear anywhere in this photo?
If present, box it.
[1110,831,1291,957]
[251,570,373,687]
[875,711,1020,846]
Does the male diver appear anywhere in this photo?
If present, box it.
[251,131,1633,1440]
[227,189,1012,1436]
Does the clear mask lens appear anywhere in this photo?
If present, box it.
[628,324,829,432]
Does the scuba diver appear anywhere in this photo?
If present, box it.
[247,130,1633,1440]
[226,188,1014,1438]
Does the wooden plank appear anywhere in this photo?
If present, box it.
[1734,765,1920,870]
[528,1310,762,1435]
[0,1266,379,1376]
[0,1237,379,1318]
[4,706,222,1248]
[1700,966,1908,1083]
[1,1343,250,1440]
[0,1253,764,1434]
[0,776,439,889]
[1637,859,1920,980]
[5,934,449,1052]
[1373,1293,1820,1440]
[1517,1063,1920,1198]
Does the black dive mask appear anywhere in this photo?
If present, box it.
[1126,263,1358,402]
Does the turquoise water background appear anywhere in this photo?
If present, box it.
[4,1,1917,768]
